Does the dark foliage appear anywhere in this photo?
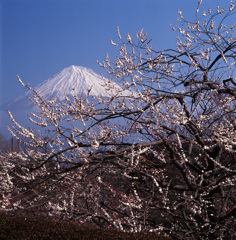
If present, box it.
[0,212,171,240]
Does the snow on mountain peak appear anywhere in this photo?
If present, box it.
[35,65,114,100]
[6,65,131,109]
[1,65,133,136]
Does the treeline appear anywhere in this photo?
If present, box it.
[0,132,20,153]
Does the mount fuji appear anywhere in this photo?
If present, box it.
[0,65,131,136]
[8,65,128,109]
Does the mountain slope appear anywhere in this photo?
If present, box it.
[9,65,128,108]
[31,65,118,99]
[0,65,131,136]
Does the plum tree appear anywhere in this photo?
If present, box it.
[1,1,236,239]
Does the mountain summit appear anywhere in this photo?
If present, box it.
[32,65,115,100]
[8,65,128,109]
[0,66,130,136]
[15,66,112,104]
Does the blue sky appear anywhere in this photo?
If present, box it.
[0,0,233,106]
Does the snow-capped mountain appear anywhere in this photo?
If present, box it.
[9,65,127,108]
[0,65,131,136]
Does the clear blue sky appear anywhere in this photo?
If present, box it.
[0,0,232,106]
